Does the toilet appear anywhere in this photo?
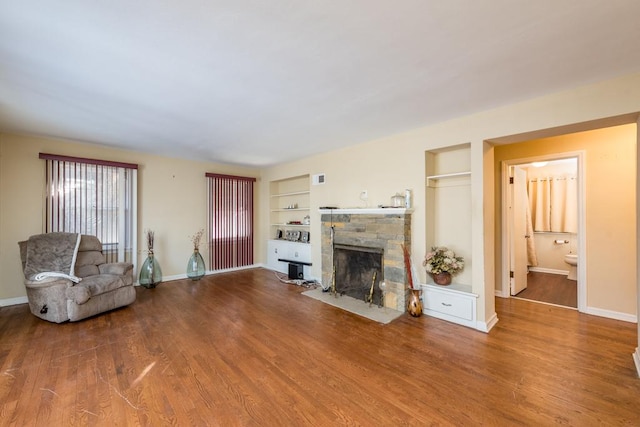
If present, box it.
[564,254,578,281]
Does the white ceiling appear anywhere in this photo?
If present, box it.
[2,1,640,167]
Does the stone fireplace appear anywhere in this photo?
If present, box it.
[320,208,412,312]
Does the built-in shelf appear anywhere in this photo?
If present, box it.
[423,282,474,296]
[426,171,471,187]
[318,208,413,215]
[269,175,311,253]
[272,238,310,244]
[270,208,310,212]
[271,190,310,198]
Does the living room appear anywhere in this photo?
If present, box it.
[2,1,640,424]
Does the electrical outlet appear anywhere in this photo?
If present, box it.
[360,190,368,200]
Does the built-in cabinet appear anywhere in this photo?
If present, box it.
[267,239,312,277]
[267,175,312,277]
[420,283,478,328]
[424,144,478,329]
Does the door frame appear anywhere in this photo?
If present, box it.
[500,151,586,312]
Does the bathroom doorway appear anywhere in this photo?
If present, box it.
[503,154,584,310]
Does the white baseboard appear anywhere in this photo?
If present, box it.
[529,267,569,275]
[584,306,637,323]
[0,296,28,307]
[633,348,640,378]
[139,264,262,285]
[476,312,499,333]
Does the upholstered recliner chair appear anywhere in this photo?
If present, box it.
[19,233,136,323]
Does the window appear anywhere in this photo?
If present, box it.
[206,173,256,270]
[41,153,138,266]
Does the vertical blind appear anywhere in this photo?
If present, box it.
[206,173,256,270]
[40,153,138,265]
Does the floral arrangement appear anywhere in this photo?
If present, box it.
[145,229,155,254]
[190,229,204,250]
[423,246,464,276]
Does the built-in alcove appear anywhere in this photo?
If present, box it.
[422,144,479,329]
[425,144,472,286]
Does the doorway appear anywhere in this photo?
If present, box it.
[502,153,585,311]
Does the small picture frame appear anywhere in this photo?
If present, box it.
[276,229,283,239]
[301,231,310,243]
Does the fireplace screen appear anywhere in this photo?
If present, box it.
[333,244,384,306]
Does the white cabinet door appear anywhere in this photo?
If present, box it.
[267,240,288,273]
[287,242,311,263]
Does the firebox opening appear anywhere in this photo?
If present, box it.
[333,244,384,306]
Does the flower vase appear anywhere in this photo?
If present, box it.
[187,249,206,280]
[139,251,162,288]
[432,272,452,286]
[407,288,423,317]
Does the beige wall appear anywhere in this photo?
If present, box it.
[3,72,640,329]
[531,233,578,271]
[262,72,640,327]
[0,133,260,300]
[494,125,637,316]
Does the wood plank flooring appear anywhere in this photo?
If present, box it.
[1,268,638,425]
[514,271,578,308]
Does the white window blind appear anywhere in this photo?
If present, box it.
[41,153,138,267]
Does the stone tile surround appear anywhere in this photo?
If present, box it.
[320,208,412,312]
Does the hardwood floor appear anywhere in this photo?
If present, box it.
[1,268,638,425]
[514,271,577,308]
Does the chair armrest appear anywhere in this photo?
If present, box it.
[98,262,133,276]
[24,276,72,289]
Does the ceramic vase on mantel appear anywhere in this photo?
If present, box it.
[407,288,423,317]
[186,248,206,280]
[432,271,452,286]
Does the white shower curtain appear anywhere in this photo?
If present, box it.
[525,197,538,266]
[528,175,577,233]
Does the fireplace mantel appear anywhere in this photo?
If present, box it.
[318,207,413,215]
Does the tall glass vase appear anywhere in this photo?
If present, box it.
[187,249,206,280]
[139,251,162,288]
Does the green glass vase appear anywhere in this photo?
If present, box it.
[139,252,162,288]
[187,249,206,280]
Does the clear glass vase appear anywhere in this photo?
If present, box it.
[187,249,206,280]
[139,252,162,288]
